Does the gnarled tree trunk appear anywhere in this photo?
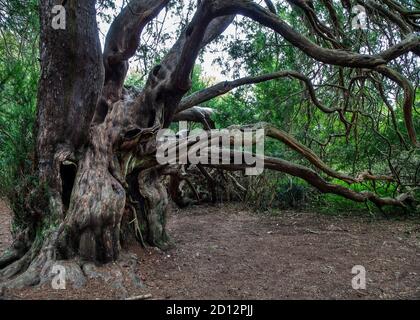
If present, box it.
[0,0,418,290]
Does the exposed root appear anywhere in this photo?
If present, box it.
[125,294,152,300]
[0,243,44,289]
[0,248,25,270]
[0,241,145,298]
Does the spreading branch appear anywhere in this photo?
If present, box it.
[178,70,341,114]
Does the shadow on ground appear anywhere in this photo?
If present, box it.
[1,201,419,299]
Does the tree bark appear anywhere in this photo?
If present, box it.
[36,0,104,216]
[1,0,417,289]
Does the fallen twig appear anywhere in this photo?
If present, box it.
[125,294,153,300]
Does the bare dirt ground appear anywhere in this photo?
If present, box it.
[1,200,419,300]
[0,201,12,256]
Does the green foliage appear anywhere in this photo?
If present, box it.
[0,0,39,205]
[125,72,146,88]
[187,3,420,215]
[0,0,418,220]
[9,177,51,235]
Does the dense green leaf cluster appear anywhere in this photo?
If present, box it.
[0,0,39,201]
[0,0,418,216]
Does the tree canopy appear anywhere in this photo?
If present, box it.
[0,0,419,289]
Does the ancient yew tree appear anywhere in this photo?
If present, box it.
[0,0,419,288]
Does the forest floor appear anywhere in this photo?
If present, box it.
[1,200,420,300]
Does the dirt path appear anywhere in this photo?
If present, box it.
[0,200,12,256]
[1,201,420,299]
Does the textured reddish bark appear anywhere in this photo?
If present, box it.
[0,0,418,289]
